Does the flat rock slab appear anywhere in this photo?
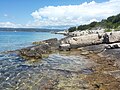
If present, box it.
[82,44,105,53]
[101,49,120,60]
[43,54,96,73]
[104,70,120,79]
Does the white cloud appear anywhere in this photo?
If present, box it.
[4,14,8,17]
[0,22,22,28]
[30,0,120,28]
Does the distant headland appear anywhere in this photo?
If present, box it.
[0,28,64,32]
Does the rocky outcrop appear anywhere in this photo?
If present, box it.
[19,44,51,60]
[33,38,60,49]
[60,31,120,48]
[19,38,60,60]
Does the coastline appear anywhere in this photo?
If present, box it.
[1,32,120,89]
[35,31,120,89]
[17,35,120,89]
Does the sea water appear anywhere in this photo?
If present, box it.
[0,31,64,52]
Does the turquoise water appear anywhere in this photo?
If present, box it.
[0,31,63,52]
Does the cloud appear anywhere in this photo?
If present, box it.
[4,14,8,17]
[0,14,22,28]
[30,0,120,28]
[0,22,22,28]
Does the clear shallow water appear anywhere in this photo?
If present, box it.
[0,53,95,90]
[0,31,64,52]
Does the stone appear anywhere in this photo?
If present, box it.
[33,38,60,47]
[60,31,120,49]
[18,38,61,60]
[59,44,71,51]
[19,43,51,60]
[104,70,120,79]
[105,43,120,49]
[81,51,89,55]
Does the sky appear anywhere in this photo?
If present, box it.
[0,0,120,29]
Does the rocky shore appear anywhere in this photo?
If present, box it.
[2,31,120,89]
[78,44,120,89]
[13,31,120,61]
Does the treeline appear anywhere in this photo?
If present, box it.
[68,13,120,32]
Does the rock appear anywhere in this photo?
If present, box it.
[18,38,61,60]
[105,45,112,49]
[33,38,60,47]
[60,31,120,49]
[105,43,120,49]
[32,41,46,45]
[59,44,71,51]
[93,83,102,89]
[104,70,120,79]
[43,38,59,46]
[19,43,51,60]
[81,51,89,55]
[82,44,105,53]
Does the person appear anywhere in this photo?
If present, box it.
[103,33,109,44]
[96,32,102,39]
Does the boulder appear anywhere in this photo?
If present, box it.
[105,43,120,49]
[60,31,120,49]
[19,43,51,60]
[19,38,62,60]
[59,44,71,51]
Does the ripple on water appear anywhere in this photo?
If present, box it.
[0,53,96,89]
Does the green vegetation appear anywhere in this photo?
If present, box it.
[68,27,77,32]
[114,26,120,31]
[68,13,120,32]
[104,29,112,32]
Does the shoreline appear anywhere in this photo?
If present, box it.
[16,38,120,89]
[1,33,120,89]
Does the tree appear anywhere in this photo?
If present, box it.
[78,25,89,30]
[68,27,76,32]
[89,21,98,27]
[68,13,120,32]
